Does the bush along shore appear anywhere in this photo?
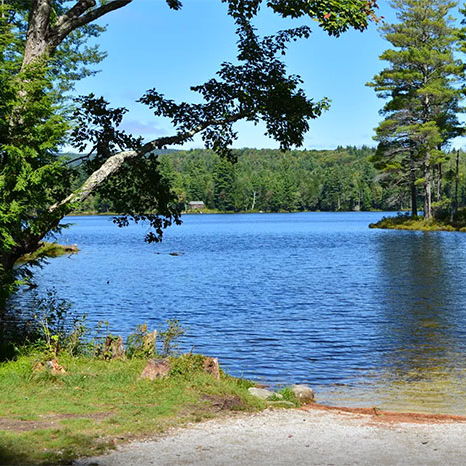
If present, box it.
[0,312,309,465]
[369,211,466,232]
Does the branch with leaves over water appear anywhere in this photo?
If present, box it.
[50,112,248,213]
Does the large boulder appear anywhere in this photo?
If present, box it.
[290,384,315,403]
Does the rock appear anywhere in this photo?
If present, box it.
[63,244,79,253]
[290,384,315,403]
[46,359,66,375]
[140,358,171,380]
[203,357,220,379]
[34,359,66,375]
[33,361,44,372]
[248,387,282,400]
[103,335,125,360]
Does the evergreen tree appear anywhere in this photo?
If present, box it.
[368,0,463,218]
[213,158,237,211]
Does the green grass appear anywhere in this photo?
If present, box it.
[0,354,268,465]
[369,214,466,232]
[17,242,79,264]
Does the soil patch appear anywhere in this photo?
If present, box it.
[200,394,246,411]
[302,402,466,424]
[0,412,110,432]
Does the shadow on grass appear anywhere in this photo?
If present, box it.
[0,436,33,465]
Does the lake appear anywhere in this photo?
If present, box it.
[21,212,466,414]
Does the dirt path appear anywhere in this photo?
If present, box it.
[74,407,466,465]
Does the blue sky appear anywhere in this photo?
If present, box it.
[73,0,464,151]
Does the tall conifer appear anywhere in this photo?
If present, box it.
[369,0,463,218]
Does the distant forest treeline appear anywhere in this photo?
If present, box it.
[76,147,466,214]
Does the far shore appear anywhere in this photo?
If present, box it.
[69,209,396,217]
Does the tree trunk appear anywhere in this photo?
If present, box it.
[424,165,432,219]
[410,181,418,217]
[450,150,460,223]
[21,0,52,69]
[409,156,418,217]
[436,163,442,202]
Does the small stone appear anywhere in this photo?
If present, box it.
[290,384,315,403]
[33,359,66,375]
[140,358,171,380]
[248,387,280,400]
[63,244,79,253]
[46,359,66,375]
[203,357,220,379]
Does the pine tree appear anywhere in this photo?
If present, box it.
[368,0,463,218]
[213,158,237,211]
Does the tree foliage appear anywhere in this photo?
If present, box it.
[368,0,463,218]
[80,146,466,215]
[0,0,377,303]
[78,146,406,214]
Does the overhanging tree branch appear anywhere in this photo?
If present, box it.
[50,0,133,47]
[49,113,247,213]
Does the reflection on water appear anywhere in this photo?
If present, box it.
[322,233,466,414]
[14,213,466,414]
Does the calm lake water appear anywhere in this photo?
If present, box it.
[21,212,466,414]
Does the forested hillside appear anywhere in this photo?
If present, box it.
[74,147,466,214]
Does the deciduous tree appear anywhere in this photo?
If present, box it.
[1,0,378,303]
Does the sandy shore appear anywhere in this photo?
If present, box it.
[74,405,466,465]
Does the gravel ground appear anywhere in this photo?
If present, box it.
[74,408,466,465]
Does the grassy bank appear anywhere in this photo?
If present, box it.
[17,242,79,264]
[0,353,271,465]
[369,215,466,232]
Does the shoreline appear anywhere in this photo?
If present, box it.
[301,402,466,424]
[74,404,466,465]
[369,215,466,233]
[2,351,466,464]
[69,209,394,217]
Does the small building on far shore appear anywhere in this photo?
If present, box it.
[187,201,206,211]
